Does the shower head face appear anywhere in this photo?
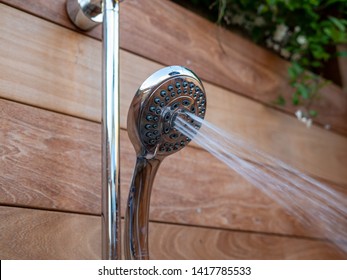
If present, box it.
[127,66,206,159]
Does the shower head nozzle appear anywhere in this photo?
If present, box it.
[127,66,207,159]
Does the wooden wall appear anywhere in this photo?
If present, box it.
[0,0,346,259]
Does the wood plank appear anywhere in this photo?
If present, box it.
[2,0,347,135]
[0,206,101,260]
[0,3,101,122]
[1,99,101,214]
[1,98,346,240]
[0,206,344,259]
[1,4,347,185]
[150,223,345,260]
[1,3,345,260]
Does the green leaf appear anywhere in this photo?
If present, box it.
[297,83,310,99]
[288,66,297,80]
[309,110,318,117]
[300,57,310,67]
[266,0,277,6]
[323,27,332,37]
[312,48,330,60]
[311,61,322,67]
[329,16,346,32]
[257,4,269,14]
[289,62,304,77]
[292,92,300,105]
[309,0,320,5]
[330,28,347,43]
[217,0,227,24]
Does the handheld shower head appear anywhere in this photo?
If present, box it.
[127,65,207,159]
[125,66,206,259]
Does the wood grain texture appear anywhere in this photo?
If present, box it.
[1,4,347,185]
[1,2,346,261]
[0,206,101,260]
[0,206,344,260]
[149,223,345,260]
[1,99,101,214]
[0,3,101,122]
[2,0,347,134]
[1,98,346,240]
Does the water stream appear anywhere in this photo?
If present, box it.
[174,112,347,254]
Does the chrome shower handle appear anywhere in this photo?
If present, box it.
[124,157,162,260]
[125,66,207,260]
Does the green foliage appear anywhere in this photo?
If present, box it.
[181,0,347,118]
[214,0,347,117]
[287,62,329,108]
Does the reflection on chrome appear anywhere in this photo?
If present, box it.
[66,0,121,260]
[125,66,206,259]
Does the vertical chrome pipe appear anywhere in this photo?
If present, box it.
[66,0,121,259]
[101,0,121,260]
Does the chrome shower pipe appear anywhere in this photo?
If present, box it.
[66,0,121,260]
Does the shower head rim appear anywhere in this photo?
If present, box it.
[127,65,206,160]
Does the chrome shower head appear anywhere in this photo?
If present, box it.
[125,66,207,260]
[127,65,207,159]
